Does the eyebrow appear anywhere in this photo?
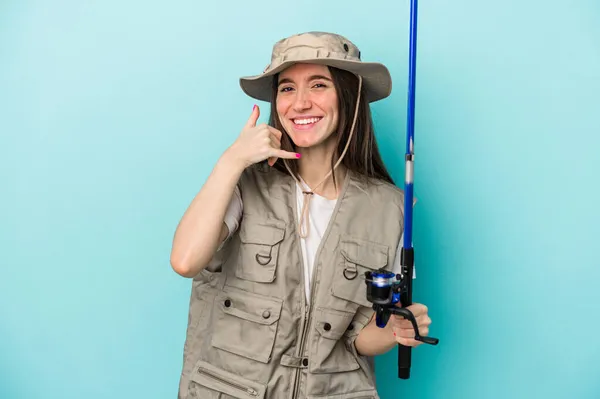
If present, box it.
[277,75,333,86]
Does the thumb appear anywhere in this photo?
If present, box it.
[246,104,260,128]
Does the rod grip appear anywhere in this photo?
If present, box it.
[398,344,412,379]
[399,247,414,379]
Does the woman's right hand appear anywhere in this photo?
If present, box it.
[226,104,300,169]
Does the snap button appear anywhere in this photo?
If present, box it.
[324,322,331,331]
[262,310,271,319]
[224,299,231,307]
[302,358,308,367]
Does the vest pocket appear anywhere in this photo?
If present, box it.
[331,236,389,308]
[309,307,360,374]
[188,358,267,399]
[211,286,283,363]
[236,219,285,283]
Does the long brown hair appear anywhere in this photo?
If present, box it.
[268,66,394,188]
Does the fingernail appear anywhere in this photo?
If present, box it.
[393,332,396,336]
[253,104,257,111]
[296,153,301,158]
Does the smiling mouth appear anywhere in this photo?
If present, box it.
[292,117,322,126]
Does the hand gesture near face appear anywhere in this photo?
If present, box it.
[228,105,300,169]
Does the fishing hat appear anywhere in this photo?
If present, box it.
[239,31,392,103]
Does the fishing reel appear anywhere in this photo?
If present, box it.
[364,269,438,346]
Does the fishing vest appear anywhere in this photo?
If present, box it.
[178,164,405,399]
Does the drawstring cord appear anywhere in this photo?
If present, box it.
[282,75,363,238]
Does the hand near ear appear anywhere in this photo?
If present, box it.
[228,104,300,169]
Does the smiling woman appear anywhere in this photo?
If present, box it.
[275,65,339,148]
[170,31,434,399]
[269,63,394,201]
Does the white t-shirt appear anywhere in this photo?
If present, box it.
[210,181,414,300]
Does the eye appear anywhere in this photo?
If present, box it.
[313,83,327,88]
[279,86,293,93]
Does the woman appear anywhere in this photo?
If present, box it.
[171,31,432,399]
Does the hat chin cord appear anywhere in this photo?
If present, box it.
[283,75,363,238]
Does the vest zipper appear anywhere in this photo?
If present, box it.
[290,174,349,399]
[196,367,258,397]
[291,306,307,399]
[292,254,320,399]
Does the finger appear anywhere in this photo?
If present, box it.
[420,314,432,327]
[393,318,414,330]
[270,133,281,149]
[392,314,431,332]
[395,336,422,347]
[394,327,414,339]
[393,315,430,332]
[267,147,278,167]
[245,104,260,128]
[397,313,430,326]
[407,303,428,317]
[272,149,301,160]
[267,135,281,167]
[396,324,429,336]
[266,126,283,139]
[394,332,422,347]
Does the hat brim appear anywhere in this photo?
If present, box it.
[239,58,392,103]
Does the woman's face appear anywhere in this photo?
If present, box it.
[275,63,339,149]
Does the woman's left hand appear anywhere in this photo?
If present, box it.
[390,303,431,347]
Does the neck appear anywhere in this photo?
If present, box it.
[297,145,346,200]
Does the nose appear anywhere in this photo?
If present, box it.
[292,88,311,112]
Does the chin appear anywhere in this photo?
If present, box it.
[288,134,323,149]
[285,129,327,149]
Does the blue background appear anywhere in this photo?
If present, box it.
[2,0,599,398]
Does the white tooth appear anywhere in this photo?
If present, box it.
[295,118,320,125]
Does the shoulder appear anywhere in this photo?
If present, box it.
[239,162,290,190]
[349,173,406,210]
[237,163,294,212]
[371,178,405,201]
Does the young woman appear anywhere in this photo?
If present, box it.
[171,31,432,399]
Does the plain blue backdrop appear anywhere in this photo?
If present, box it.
[1,0,599,398]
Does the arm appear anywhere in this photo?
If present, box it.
[354,313,397,357]
[170,105,299,278]
[170,151,245,278]
[355,303,432,356]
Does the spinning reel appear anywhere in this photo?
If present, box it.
[364,269,439,346]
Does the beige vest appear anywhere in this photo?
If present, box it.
[178,164,405,399]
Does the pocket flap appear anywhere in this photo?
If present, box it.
[190,359,266,399]
[239,220,285,246]
[340,236,388,269]
[307,390,377,399]
[314,307,355,340]
[217,289,282,326]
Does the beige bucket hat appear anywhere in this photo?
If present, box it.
[239,31,392,103]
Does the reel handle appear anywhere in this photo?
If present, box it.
[374,305,439,346]
[388,306,439,346]
[366,268,439,379]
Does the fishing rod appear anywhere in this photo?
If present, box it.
[365,0,439,380]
